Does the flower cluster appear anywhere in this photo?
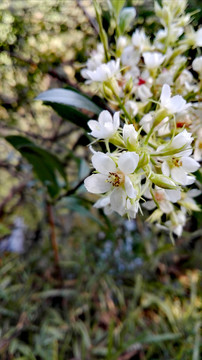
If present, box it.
[82,0,201,238]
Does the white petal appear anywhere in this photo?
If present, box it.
[113,111,120,130]
[171,130,193,149]
[160,84,171,106]
[88,119,100,131]
[94,196,110,208]
[118,152,139,174]
[84,174,111,193]
[159,200,173,213]
[169,95,186,113]
[173,225,183,237]
[92,153,116,174]
[181,157,200,173]
[162,161,170,177]
[187,189,201,198]
[165,189,181,202]
[98,110,112,127]
[123,124,138,144]
[186,175,196,185]
[126,199,139,218]
[124,176,137,198]
[110,188,126,215]
[171,167,187,185]
[142,200,156,210]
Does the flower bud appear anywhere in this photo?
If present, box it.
[153,109,168,128]
[103,83,114,99]
[137,152,150,168]
[147,209,162,223]
[150,173,177,189]
[124,77,133,95]
[118,7,136,34]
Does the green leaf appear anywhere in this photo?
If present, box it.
[43,102,90,130]
[6,135,67,198]
[110,0,125,16]
[118,7,136,34]
[36,88,101,115]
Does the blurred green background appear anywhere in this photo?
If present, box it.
[0,1,201,359]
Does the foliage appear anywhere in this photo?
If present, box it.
[0,221,201,359]
[0,0,201,359]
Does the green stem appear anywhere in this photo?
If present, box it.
[144,126,154,145]
[93,0,110,62]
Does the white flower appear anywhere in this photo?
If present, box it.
[88,110,120,139]
[160,84,190,114]
[82,43,104,72]
[179,188,201,211]
[164,210,186,237]
[143,186,181,214]
[192,56,202,77]
[121,46,140,67]
[161,156,200,185]
[132,29,150,52]
[195,28,202,47]
[139,114,153,133]
[126,198,140,218]
[81,59,120,83]
[117,36,128,50]
[124,100,138,117]
[84,152,139,215]
[123,124,138,146]
[140,114,170,136]
[143,51,165,69]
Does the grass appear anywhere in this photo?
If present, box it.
[0,214,201,360]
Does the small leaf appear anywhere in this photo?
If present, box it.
[110,0,125,16]
[36,88,101,115]
[118,7,136,34]
[6,135,67,198]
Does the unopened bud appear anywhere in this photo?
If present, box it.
[147,208,162,223]
[178,200,200,212]
[103,83,114,99]
[153,109,168,127]
[124,77,133,95]
[150,173,177,189]
[137,152,150,168]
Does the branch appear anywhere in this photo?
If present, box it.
[76,0,99,35]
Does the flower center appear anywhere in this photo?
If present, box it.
[154,190,165,202]
[107,171,125,187]
[172,158,182,167]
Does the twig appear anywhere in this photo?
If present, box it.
[76,0,99,35]
[47,202,62,283]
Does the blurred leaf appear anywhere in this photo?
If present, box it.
[34,289,77,299]
[43,103,90,130]
[118,7,136,33]
[6,135,67,198]
[0,224,11,237]
[60,196,104,227]
[110,0,126,16]
[36,88,101,115]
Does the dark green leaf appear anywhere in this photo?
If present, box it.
[43,102,90,130]
[6,135,67,198]
[36,88,101,115]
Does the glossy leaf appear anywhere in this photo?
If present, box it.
[6,135,67,198]
[36,88,101,115]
